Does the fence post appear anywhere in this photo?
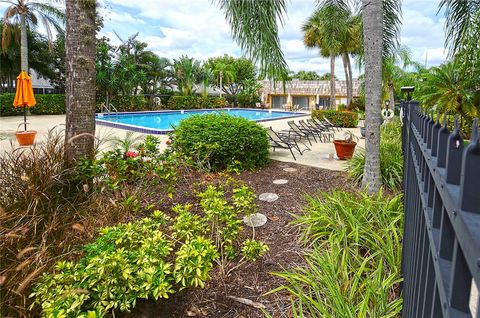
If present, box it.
[401,99,480,317]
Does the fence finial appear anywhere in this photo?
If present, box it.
[471,118,478,144]
[454,116,460,134]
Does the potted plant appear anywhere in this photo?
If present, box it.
[333,131,359,160]
[15,122,37,146]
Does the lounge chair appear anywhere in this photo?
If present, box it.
[323,116,342,132]
[287,120,317,143]
[299,120,333,142]
[312,117,335,132]
[306,119,335,141]
[266,127,310,160]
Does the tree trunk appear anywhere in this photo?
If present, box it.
[64,0,97,163]
[361,0,383,193]
[388,79,395,110]
[347,54,353,108]
[20,13,28,72]
[219,71,223,97]
[329,53,336,109]
[341,52,352,108]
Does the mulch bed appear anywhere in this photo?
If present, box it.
[125,160,353,318]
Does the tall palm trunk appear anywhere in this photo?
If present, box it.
[329,52,336,109]
[219,71,223,97]
[342,52,353,107]
[347,54,353,107]
[361,0,383,193]
[64,0,97,163]
[20,13,28,71]
[388,79,395,109]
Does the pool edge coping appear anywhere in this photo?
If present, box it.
[95,108,310,135]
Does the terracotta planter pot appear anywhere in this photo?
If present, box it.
[333,140,357,160]
[15,130,37,146]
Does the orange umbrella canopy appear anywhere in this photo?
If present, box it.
[13,71,36,108]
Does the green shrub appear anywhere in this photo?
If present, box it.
[312,109,358,127]
[171,113,269,171]
[347,119,403,191]
[166,96,227,110]
[31,181,268,317]
[107,95,148,112]
[0,93,66,116]
[269,191,404,317]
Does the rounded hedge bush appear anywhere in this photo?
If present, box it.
[172,113,269,171]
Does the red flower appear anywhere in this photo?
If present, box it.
[125,151,138,158]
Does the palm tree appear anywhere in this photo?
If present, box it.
[361,0,384,192]
[1,0,64,72]
[341,13,362,107]
[199,64,214,98]
[303,5,348,109]
[173,55,202,96]
[212,61,235,97]
[214,0,289,79]
[64,0,96,163]
[382,46,414,108]
[416,61,477,117]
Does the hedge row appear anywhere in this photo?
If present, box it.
[166,96,227,110]
[0,94,158,116]
[1,94,229,116]
[312,110,358,128]
[0,93,66,116]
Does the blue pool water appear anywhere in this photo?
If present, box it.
[96,109,303,134]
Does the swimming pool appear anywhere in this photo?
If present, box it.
[95,108,306,134]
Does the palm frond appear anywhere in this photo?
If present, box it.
[382,0,402,57]
[214,0,288,79]
[439,0,480,55]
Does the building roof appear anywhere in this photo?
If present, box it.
[260,79,362,96]
[30,69,54,89]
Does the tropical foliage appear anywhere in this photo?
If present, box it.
[347,119,403,191]
[1,0,65,72]
[268,190,404,317]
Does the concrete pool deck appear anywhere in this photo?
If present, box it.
[0,113,365,171]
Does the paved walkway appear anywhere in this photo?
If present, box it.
[0,113,365,171]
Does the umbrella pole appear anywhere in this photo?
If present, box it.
[23,106,27,131]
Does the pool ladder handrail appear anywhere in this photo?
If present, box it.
[102,103,118,114]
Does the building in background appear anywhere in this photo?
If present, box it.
[259,79,361,110]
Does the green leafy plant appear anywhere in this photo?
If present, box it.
[171,113,269,171]
[347,119,403,191]
[268,191,404,317]
[174,236,219,289]
[30,217,176,316]
[232,185,257,216]
[241,239,269,261]
[311,109,358,127]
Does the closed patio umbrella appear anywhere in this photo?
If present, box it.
[13,71,36,131]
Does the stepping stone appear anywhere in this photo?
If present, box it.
[243,213,268,227]
[258,193,279,202]
[283,167,297,172]
[273,179,288,185]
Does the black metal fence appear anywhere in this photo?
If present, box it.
[401,100,480,317]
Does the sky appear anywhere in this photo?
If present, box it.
[1,0,449,80]
[99,0,448,79]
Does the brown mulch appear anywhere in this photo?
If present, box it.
[125,160,353,318]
